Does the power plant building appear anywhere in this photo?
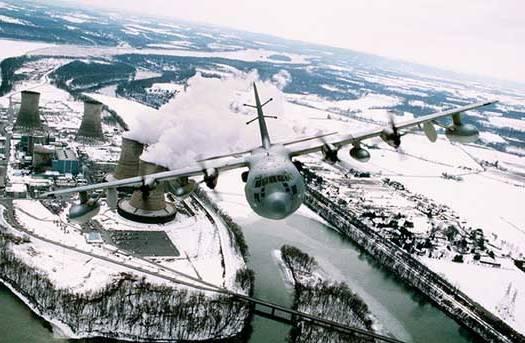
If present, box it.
[33,144,56,172]
[52,148,80,175]
[14,91,43,132]
[77,100,104,141]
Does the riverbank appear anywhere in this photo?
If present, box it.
[303,186,524,343]
[278,244,376,343]
[0,193,253,342]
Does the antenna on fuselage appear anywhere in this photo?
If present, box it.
[243,83,277,149]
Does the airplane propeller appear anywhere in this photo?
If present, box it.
[379,113,409,160]
[139,176,158,199]
[388,113,402,149]
[197,161,222,200]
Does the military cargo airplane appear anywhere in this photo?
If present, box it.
[42,84,496,222]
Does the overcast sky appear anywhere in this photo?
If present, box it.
[64,0,524,83]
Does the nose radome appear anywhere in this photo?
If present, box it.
[265,192,292,219]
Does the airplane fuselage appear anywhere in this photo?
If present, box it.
[244,144,305,220]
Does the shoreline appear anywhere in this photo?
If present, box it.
[0,194,253,342]
[303,186,524,343]
[0,277,75,339]
[278,244,378,342]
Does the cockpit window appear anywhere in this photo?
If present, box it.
[254,173,292,188]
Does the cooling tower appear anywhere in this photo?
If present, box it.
[77,100,104,140]
[14,91,42,131]
[117,159,177,223]
[113,137,144,180]
[129,160,168,211]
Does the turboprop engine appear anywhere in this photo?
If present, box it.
[106,187,118,209]
[380,114,402,148]
[167,176,197,199]
[445,113,479,143]
[322,143,339,164]
[203,168,219,189]
[68,191,100,224]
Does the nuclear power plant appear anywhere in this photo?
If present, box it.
[77,100,104,141]
[14,90,43,132]
[8,89,179,224]
[112,137,177,223]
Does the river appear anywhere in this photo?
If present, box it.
[0,172,476,343]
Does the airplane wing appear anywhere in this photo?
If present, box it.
[41,155,248,198]
[194,131,339,163]
[288,100,497,157]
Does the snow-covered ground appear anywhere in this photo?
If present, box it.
[29,44,311,65]
[0,39,53,84]
[2,44,523,337]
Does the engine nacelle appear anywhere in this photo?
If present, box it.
[322,143,339,164]
[168,177,197,199]
[380,127,401,148]
[349,146,370,162]
[106,187,118,210]
[68,200,100,224]
[204,168,219,190]
[445,123,479,144]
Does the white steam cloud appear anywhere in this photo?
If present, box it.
[133,69,305,170]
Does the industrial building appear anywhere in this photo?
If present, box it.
[52,148,80,175]
[19,135,48,155]
[0,164,7,188]
[6,183,27,198]
[32,144,55,172]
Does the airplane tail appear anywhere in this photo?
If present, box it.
[244,83,276,149]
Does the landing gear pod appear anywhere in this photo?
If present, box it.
[349,145,370,162]
[423,121,437,142]
[445,112,479,144]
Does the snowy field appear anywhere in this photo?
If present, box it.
[29,44,311,65]
[1,39,523,337]
[8,196,246,293]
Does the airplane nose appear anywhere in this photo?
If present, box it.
[264,192,292,219]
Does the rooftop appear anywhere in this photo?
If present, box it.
[56,148,77,161]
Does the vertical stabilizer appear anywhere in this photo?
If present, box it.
[243,83,278,149]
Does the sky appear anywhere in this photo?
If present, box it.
[64,0,524,83]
